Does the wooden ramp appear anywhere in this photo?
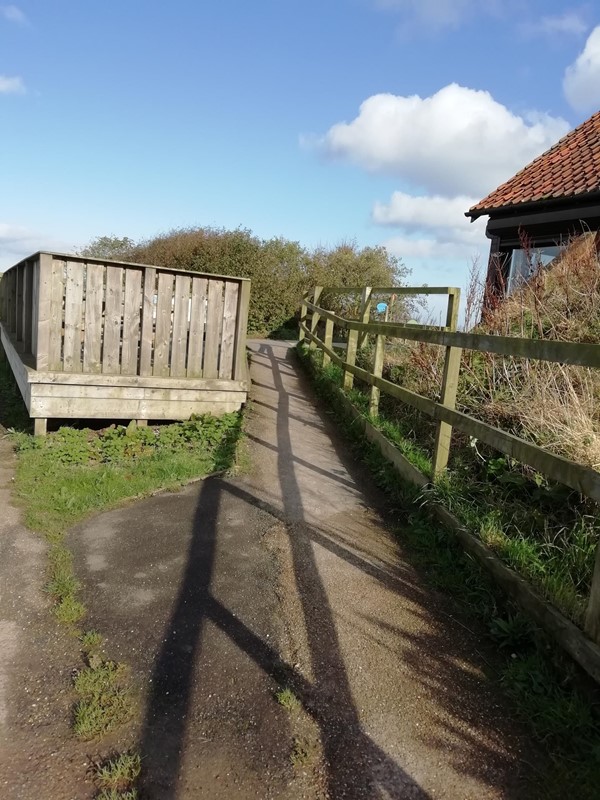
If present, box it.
[0,252,250,433]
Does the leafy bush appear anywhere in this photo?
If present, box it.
[80,228,407,336]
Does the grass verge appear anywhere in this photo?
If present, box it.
[297,341,600,800]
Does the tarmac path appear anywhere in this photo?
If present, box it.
[1,341,540,798]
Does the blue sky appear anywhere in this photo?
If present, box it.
[2,1,600,302]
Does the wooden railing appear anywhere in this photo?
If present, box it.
[0,252,250,381]
[300,285,600,673]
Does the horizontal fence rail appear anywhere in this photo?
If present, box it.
[300,285,600,657]
[0,252,250,381]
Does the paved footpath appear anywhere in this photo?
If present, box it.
[2,342,540,798]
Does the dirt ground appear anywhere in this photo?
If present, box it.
[0,343,543,798]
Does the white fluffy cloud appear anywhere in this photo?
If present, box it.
[1,5,27,24]
[563,26,600,112]
[318,84,568,197]
[0,75,25,93]
[373,192,487,264]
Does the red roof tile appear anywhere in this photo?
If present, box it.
[467,110,600,219]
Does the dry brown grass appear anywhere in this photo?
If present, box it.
[383,232,600,468]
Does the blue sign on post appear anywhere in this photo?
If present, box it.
[376,302,387,314]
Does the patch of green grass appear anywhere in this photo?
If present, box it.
[80,630,104,653]
[290,737,312,768]
[296,341,600,800]
[54,594,86,625]
[96,790,138,800]
[94,751,141,793]
[11,413,243,538]
[73,661,133,740]
[275,687,301,712]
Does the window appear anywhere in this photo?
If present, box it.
[507,244,562,293]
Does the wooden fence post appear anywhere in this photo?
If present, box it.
[322,317,334,366]
[308,286,323,350]
[299,291,310,343]
[369,332,384,417]
[344,286,371,391]
[432,288,462,477]
[585,544,600,644]
[358,286,372,350]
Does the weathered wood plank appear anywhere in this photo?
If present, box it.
[139,267,156,376]
[0,324,31,409]
[585,544,600,644]
[218,281,239,379]
[369,332,385,417]
[322,317,334,367]
[48,258,65,371]
[187,276,207,378]
[304,299,600,367]
[121,268,143,375]
[83,263,105,373]
[309,286,323,352]
[232,279,250,382]
[63,260,85,372]
[15,264,24,342]
[432,289,461,476]
[203,279,224,379]
[29,393,243,420]
[34,382,245,403]
[103,266,124,374]
[301,322,600,502]
[30,370,247,392]
[171,274,191,377]
[22,260,34,353]
[153,272,174,377]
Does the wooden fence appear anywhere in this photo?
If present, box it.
[0,252,250,431]
[300,285,600,680]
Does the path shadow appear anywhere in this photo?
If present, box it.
[138,342,533,798]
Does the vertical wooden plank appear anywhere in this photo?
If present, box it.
[7,269,15,332]
[299,291,309,342]
[585,542,600,645]
[83,263,105,373]
[63,260,85,372]
[33,418,47,436]
[170,274,191,377]
[30,259,40,360]
[139,267,156,376]
[369,333,385,418]
[218,281,239,379]
[203,279,224,379]
[102,266,124,375]
[322,317,334,367]
[343,287,369,391]
[358,286,372,350]
[232,280,250,382]
[432,289,462,477]
[153,272,174,377]
[121,268,143,375]
[22,261,34,353]
[187,276,207,378]
[15,265,24,342]
[308,286,323,351]
[48,258,65,371]
[10,269,18,333]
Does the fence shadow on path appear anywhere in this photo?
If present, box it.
[138,342,532,799]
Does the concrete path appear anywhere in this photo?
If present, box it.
[0,429,95,800]
[67,341,537,799]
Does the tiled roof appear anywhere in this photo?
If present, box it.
[467,110,600,219]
